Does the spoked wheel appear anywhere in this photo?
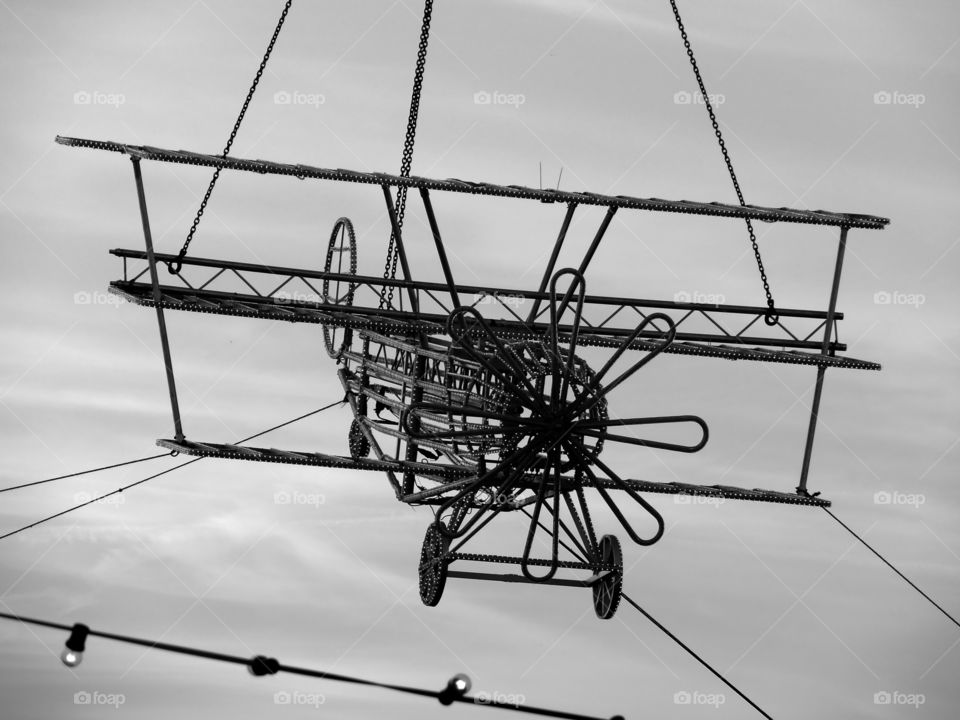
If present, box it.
[592,534,623,620]
[348,419,370,460]
[322,217,357,359]
[419,522,451,607]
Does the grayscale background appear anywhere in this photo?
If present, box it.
[0,1,957,718]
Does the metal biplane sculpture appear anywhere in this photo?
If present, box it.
[56,2,888,619]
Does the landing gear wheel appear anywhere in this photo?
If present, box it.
[322,217,357,360]
[348,419,370,460]
[592,534,623,620]
[419,522,450,607]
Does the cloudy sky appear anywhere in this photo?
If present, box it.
[1,1,958,718]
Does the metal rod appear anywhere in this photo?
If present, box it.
[446,570,598,588]
[798,226,848,493]
[798,366,827,493]
[131,158,184,442]
[578,205,618,276]
[403,353,427,495]
[418,187,460,308]
[526,202,577,323]
[556,204,618,318]
[380,184,420,314]
[382,184,428,490]
[820,226,848,354]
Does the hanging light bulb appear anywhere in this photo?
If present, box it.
[60,647,82,667]
[60,623,89,668]
[450,674,471,694]
[438,673,471,705]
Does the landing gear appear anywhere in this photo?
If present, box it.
[418,523,450,607]
[415,521,623,619]
[592,534,623,619]
[348,419,370,460]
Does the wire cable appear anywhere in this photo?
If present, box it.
[0,453,172,494]
[822,507,960,630]
[0,611,619,720]
[0,401,343,542]
[620,593,773,719]
[519,508,773,718]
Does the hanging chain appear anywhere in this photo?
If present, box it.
[168,0,294,275]
[668,0,779,325]
[380,0,434,309]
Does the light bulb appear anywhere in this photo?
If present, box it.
[61,623,89,669]
[451,673,471,694]
[438,673,472,705]
[60,647,83,667]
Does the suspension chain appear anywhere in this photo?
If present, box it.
[669,0,779,325]
[168,0,294,275]
[380,0,434,309]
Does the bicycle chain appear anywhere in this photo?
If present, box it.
[381,0,434,309]
[669,0,779,325]
[169,0,294,274]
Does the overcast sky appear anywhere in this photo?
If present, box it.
[1,1,958,718]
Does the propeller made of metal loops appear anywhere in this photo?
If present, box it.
[168,0,294,275]
[669,0,779,326]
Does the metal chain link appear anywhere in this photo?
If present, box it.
[168,0,294,274]
[669,0,779,325]
[380,0,434,309]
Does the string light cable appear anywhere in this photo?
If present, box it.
[0,612,623,720]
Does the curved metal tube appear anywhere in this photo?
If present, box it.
[575,414,709,453]
[520,448,562,582]
[400,402,549,442]
[446,306,549,415]
[430,435,552,539]
[567,442,665,546]
[548,268,587,407]
[565,312,677,421]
